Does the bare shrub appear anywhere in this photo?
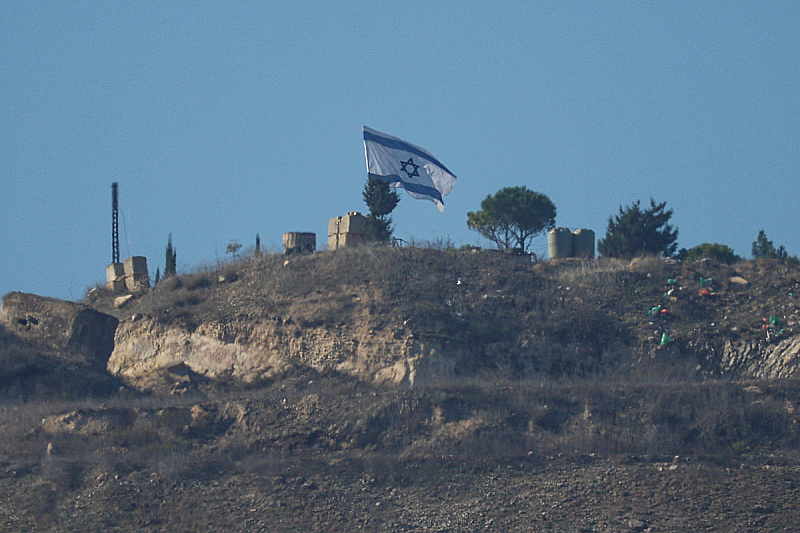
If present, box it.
[41,455,84,489]
[549,258,629,285]
[159,276,181,291]
[182,272,213,291]
[237,449,286,476]
[627,255,674,277]
[406,237,457,250]
[149,449,214,479]
[172,288,203,307]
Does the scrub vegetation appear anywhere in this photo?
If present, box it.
[3,246,800,530]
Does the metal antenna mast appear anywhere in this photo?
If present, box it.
[112,182,120,264]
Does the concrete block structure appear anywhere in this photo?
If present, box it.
[283,232,316,255]
[123,256,150,291]
[328,212,372,250]
[105,262,126,292]
[571,228,596,258]
[548,228,595,259]
[548,228,574,259]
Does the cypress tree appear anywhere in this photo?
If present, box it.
[165,234,177,277]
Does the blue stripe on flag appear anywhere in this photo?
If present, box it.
[368,172,444,204]
[363,129,455,177]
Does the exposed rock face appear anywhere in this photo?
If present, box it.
[1,292,118,359]
[108,315,455,390]
[109,313,800,388]
[719,337,800,379]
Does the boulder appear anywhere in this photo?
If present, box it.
[0,292,118,359]
[114,294,134,308]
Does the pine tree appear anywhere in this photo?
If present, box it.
[467,186,556,252]
[165,233,177,277]
[752,230,788,259]
[598,199,678,259]
[362,176,400,243]
[255,233,261,256]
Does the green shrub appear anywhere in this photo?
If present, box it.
[685,243,740,264]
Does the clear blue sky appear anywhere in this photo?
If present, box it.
[2,2,798,300]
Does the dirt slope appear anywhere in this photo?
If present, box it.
[3,248,800,531]
[1,372,799,531]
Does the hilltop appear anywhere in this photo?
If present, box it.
[87,246,800,390]
[1,247,800,531]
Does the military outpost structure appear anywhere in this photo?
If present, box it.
[105,183,150,293]
[283,232,316,255]
[328,212,372,251]
[548,227,595,259]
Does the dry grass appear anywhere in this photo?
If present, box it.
[0,366,798,508]
[2,251,799,530]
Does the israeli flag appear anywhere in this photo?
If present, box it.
[363,126,456,212]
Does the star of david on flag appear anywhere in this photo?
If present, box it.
[363,126,456,212]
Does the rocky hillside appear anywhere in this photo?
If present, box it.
[4,247,800,396]
[0,292,120,399]
[3,247,800,531]
[82,247,800,392]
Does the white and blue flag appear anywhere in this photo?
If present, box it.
[363,126,456,212]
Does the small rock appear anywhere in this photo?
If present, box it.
[114,294,134,308]
[628,518,646,531]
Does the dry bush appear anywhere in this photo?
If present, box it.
[182,272,214,290]
[546,258,629,285]
[406,236,457,250]
[627,255,675,277]
[158,275,182,291]
[435,378,800,459]
[147,448,226,480]
[236,449,287,476]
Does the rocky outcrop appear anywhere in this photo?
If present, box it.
[108,315,456,390]
[1,292,118,359]
[719,337,800,379]
[0,293,122,398]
